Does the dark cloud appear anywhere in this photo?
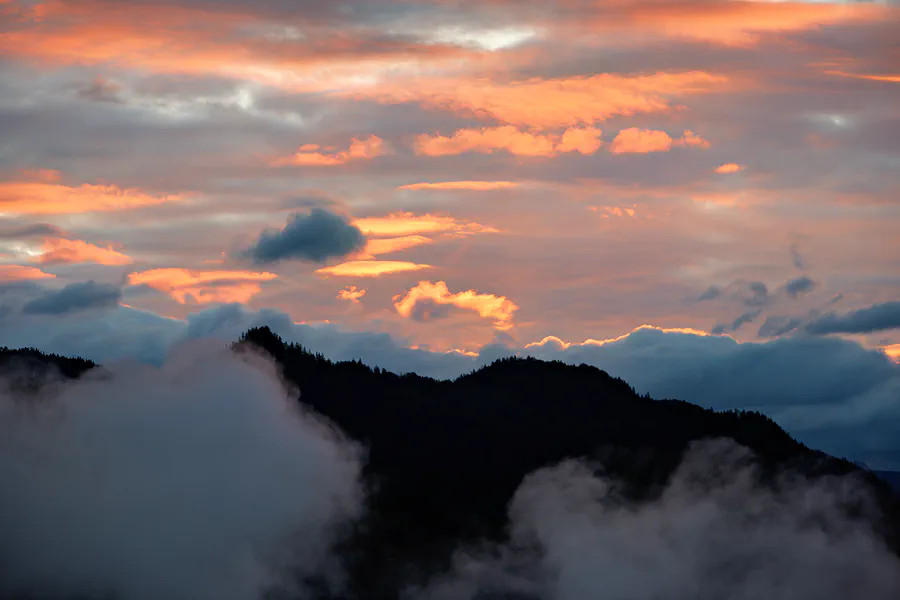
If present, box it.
[698,280,769,307]
[758,315,803,338]
[742,281,770,307]
[697,285,721,301]
[790,242,806,270]
[0,222,63,239]
[805,301,900,335]
[74,76,123,103]
[784,276,816,299]
[21,281,122,316]
[242,209,365,264]
[408,298,454,322]
[712,309,762,334]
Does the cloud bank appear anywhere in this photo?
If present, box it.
[0,341,363,600]
[410,439,900,600]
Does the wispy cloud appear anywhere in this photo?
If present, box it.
[316,261,433,278]
[398,181,520,191]
[128,268,277,304]
[0,265,55,283]
[35,238,133,266]
[0,181,183,215]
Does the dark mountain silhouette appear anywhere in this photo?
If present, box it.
[2,328,899,599]
[876,471,900,493]
[0,346,96,394]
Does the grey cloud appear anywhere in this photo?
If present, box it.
[742,281,770,307]
[0,222,63,239]
[790,242,806,270]
[758,315,803,338]
[711,309,762,334]
[0,341,362,600]
[697,285,721,301]
[22,281,122,316]
[74,76,123,103]
[409,299,455,323]
[242,209,366,264]
[698,280,769,307]
[805,301,900,335]
[784,276,816,299]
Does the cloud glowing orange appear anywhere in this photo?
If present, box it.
[270,136,388,167]
[398,181,520,191]
[360,71,725,129]
[0,264,56,283]
[0,181,182,215]
[415,125,603,157]
[592,1,888,46]
[354,213,498,238]
[360,236,433,258]
[716,163,746,174]
[393,280,519,331]
[36,238,133,266]
[609,129,710,154]
[316,261,433,278]
[127,268,277,304]
[337,285,366,303]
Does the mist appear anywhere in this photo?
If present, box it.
[410,439,900,600]
[0,340,363,600]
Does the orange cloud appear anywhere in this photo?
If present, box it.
[337,285,366,303]
[316,260,433,278]
[716,163,746,174]
[584,1,887,46]
[271,136,388,167]
[415,125,603,157]
[354,213,498,238]
[609,128,674,154]
[0,181,182,215]
[678,130,711,149]
[592,206,637,219]
[360,235,433,258]
[360,71,726,129]
[0,2,476,94]
[883,344,900,364]
[558,125,605,154]
[0,264,55,282]
[20,168,61,182]
[36,238,133,266]
[398,181,520,191]
[609,128,710,154]
[393,280,519,331]
[826,70,900,84]
[127,268,277,304]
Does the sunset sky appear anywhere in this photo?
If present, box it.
[1,1,899,464]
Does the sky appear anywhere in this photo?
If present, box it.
[1,1,899,464]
